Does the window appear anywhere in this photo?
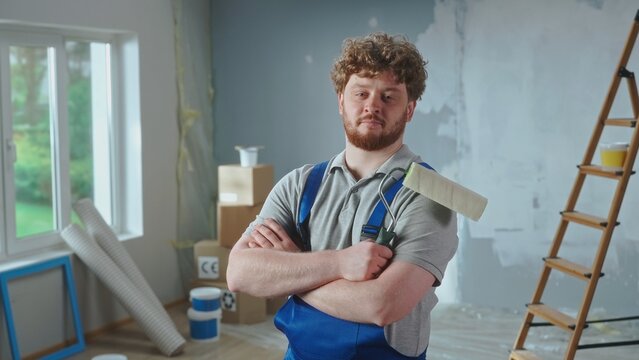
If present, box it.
[0,25,141,257]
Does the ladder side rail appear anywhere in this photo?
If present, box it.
[553,14,639,262]
[513,217,575,349]
[565,229,612,359]
[513,298,542,349]
[513,19,639,353]
[627,75,639,118]
[525,28,631,321]
[581,19,639,166]
[565,20,639,359]
[512,12,639,359]
[565,79,639,360]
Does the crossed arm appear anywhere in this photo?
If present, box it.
[226,218,436,326]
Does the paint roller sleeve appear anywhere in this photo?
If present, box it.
[403,162,488,221]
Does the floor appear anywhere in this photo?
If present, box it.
[68,302,639,360]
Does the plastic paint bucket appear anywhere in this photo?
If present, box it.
[599,142,629,170]
[188,308,222,342]
[190,287,221,311]
[235,146,263,167]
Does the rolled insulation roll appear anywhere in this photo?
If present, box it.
[73,199,173,327]
[62,225,186,356]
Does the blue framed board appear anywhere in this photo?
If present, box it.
[0,256,85,359]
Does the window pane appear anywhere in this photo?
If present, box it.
[66,40,112,225]
[10,45,55,238]
[66,41,93,223]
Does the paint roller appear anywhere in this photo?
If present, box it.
[375,162,488,247]
[403,162,488,221]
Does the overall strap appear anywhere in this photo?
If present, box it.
[361,162,435,239]
[296,161,329,251]
[297,161,434,248]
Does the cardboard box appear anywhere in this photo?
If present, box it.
[194,239,229,282]
[267,296,288,315]
[192,280,266,324]
[218,164,274,206]
[218,202,262,248]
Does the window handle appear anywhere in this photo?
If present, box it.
[6,139,16,163]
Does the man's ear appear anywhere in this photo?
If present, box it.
[405,100,416,122]
[338,93,344,115]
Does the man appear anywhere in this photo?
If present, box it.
[227,32,458,360]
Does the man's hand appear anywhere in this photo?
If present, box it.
[248,218,301,252]
[337,240,393,281]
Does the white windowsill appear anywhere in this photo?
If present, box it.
[0,231,142,272]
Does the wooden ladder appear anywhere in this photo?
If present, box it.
[510,10,639,360]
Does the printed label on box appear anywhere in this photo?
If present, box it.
[219,192,238,203]
[198,256,220,279]
[222,290,237,312]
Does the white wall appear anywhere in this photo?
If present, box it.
[0,0,182,355]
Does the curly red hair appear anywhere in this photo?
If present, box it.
[331,33,427,101]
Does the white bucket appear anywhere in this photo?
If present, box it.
[188,307,222,342]
[190,287,221,311]
[235,145,263,167]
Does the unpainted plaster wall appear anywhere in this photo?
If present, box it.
[212,0,639,315]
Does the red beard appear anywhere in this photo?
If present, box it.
[343,114,406,151]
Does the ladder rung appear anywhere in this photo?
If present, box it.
[544,257,601,280]
[510,350,543,360]
[605,118,637,127]
[578,164,632,179]
[527,304,577,332]
[561,210,616,229]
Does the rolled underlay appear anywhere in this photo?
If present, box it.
[62,224,186,356]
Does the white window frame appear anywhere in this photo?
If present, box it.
[0,23,142,259]
[0,31,69,254]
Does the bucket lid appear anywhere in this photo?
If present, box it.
[600,142,629,150]
[190,287,221,300]
[235,145,264,153]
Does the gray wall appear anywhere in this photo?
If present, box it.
[212,0,437,172]
[212,0,639,315]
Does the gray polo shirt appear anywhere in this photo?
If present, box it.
[245,144,458,356]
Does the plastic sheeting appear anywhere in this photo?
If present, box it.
[62,224,186,356]
[428,303,639,360]
[172,0,216,291]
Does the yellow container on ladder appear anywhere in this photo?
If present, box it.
[599,142,629,170]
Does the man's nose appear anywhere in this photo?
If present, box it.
[364,95,382,114]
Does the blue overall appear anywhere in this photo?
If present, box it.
[274,161,434,360]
